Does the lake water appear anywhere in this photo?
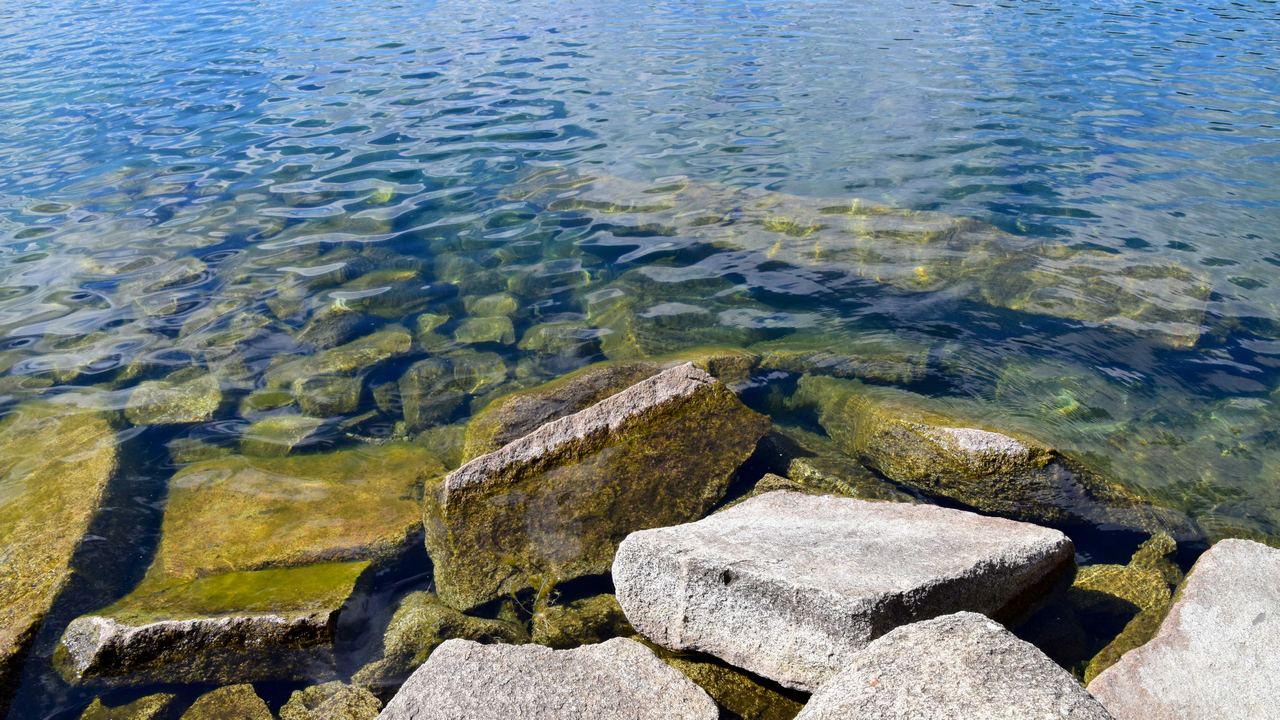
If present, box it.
[2,0,1279,716]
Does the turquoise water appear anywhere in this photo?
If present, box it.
[1,0,1279,715]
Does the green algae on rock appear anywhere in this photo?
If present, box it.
[293,375,362,417]
[279,681,382,720]
[0,403,117,705]
[353,591,525,690]
[123,373,222,426]
[659,650,804,720]
[759,425,917,503]
[179,684,271,720]
[264,327,412,388]
[296,304,376,350]
[531,594,634,650]
[79,693,178,720]
[453,316,516,345]
[239,414,326,457]
[425,363,771,610]
[753,330,930,385]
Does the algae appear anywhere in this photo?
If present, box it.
[79,693,177,720]
[239,414,325,457]
[279,682,382,720]
[180,685,270,720]
[124,374,222,426]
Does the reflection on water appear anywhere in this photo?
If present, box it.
[0,0,1279,715]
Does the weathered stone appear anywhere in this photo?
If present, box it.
[425,363,770,609]
[454,316,515,345]
[265,327,412,388]
[280,682,381,720]
[446,349,509,396]
[239,414,325,457]
[297,305,375,349]
[532,594,633,649]
[353,591,525,689]
[79,693,177,720]
[0,403,117,704]
[293,375,362,417]
[124,374,222,426]
[377,638,717,720]
[1088,539,1280,720]
[796,612,1113,720]
[180,684,271,720]
[614,491,1073,691]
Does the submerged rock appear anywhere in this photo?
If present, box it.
[180,684,271,720]
[239,414,325,457]
[753,330,930,385]
[280,682,382,720]
[1088,539,1280,720]
[0,403,117,705]
[796,612,1113,720]
[454,316,515,345]
[79,693,177,720]
[265,327,412,388]
[353,591,525,689]
[124,373,222,426]
[655,648,804,720]
[377,638,718,720]
[293,375,362,417]
[399,359,464,430]
[425,363,770,609]
[531,594,633,649]
[613,491,1073,691]
[297,305,376,350]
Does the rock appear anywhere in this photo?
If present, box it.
[353,592,525,689]
[754,330,929,385]
[532,594,633,649]
[377,638,717,720]
[180,684,271,720]
[79,693,177,720]
[124,374,222,425]
[446,349,508,396]
[613,491,1074,691]
[280,682,382,720]
[795,612,1113,720]
[1088,539,1280,720]
[794,375,1192,533]
[399,359,464,430]
[759,426,916,503]
[650,646,804,720]
[238,388,295,414]
[518,320,602,361]
[239,414,325,456]
[464,293,519,317]
[0,403,117,705]
[454,316,516,345]
[58,444,441,685]
[425,363,770,609]
[297,305,376,349]
[414,312,453,352]
[265,327,412,388]
[293,375,362,417]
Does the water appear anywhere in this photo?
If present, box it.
[1,0,1279,715]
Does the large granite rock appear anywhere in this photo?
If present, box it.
[796,612,1113,720]
[377,638,717,720]
[613,491,1073,691]
[425,363,770,609]
[58,444,442,685]
[1088,539,1280,720]
[0,403,117,706]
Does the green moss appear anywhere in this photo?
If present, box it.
[123,374,222,426]
[414,312,453,352]
[280,682,381,720]
[399,359,464,431]
[296,305,375,350]
[0,402,117,697]
[166,438,232,465]
[180,685,270,720]
[531,594,633,649]
[79,694,177,720]
[239,414,325,457]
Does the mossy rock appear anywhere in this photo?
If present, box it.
[399,359,465,431]
[239,414,325,457]
[264,327,412,388]
[124,374,222,426]
[453,316,516,345]
[464,293,519,317]
[753,426,915,503]
[352,591,525,690]
[79,693,177,720]
[517,320,602,360]
[0,403,117,703]
[531,594,634,649]
[165,438,232,465]
[279,681,381,720]
[238,388,295,415]
[180,685,270,720]
[293,375,362,417]
[296,305,376,349]
[753,330,930,385]
[414,312,453,352]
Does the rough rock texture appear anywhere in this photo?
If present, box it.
[280,682,382,720]
[0,403,117,705]
[614,491,1073,691]
[796,612,1113,720]
[353,591,525,689]
[425,363,770,609]
[377,638,717,720]
[79,693,178,720]
[1088,539,1280,720]
[124,374,222,425]
[180,684,271,719]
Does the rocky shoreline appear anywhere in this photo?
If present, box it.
[3,356,1273,719]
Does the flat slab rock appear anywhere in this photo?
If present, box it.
[376,638,717,720]
[613,491,1074,691]
[797,612,1113,720]
[1088,539,1280,720]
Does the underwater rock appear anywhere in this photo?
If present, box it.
[464,292,519,317]
[297,305,376,350]
[425,363,770,610]
[659,650,804,720]
[239,414,325,456]
[293,375,362,417]
[399,358,465,431]
[453,316,516,345]
[79,693,178,720]
[180,684,271,720]
[531,594,633,649]
[1088,539,1280,720]
[238,388,295,414]
[517,320,602,361]
[123,373,222,426]
[265,327,412,388]
[377,638,718,720]
[280,682,382,720]
[0,403,117,705]
[753,330,930,385]
[414,312,453,352]
[758,426,916,503]
[353,591,525,690]
[794,375,1194,533]
[613,491,1073,691]
[796,612,1112,720]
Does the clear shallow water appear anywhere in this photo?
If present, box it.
[1,0,1279,715]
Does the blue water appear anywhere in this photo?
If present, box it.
[1,0,1279,715]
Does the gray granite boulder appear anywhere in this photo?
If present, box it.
[613,491,1073,691]
[377,638,717,720]
[1088,539,1280,720]
[796,612,1113,720]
